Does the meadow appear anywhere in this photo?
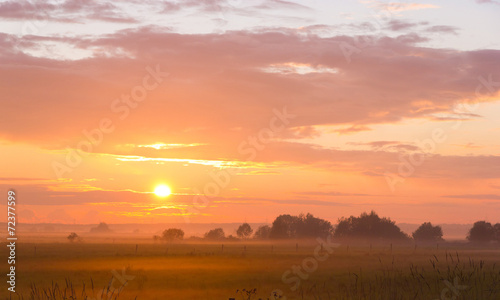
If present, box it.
[1,238,500,300]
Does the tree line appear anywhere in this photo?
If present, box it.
[154,211,500,243]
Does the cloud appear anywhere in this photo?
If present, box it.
[159,0,312,25]
[385,20,420,31]
[384,21,458,35]
[213,197,350,207]
[452,143,481,149]
[254,0,312,11]
[0,183,154,206]
[251,142,500,179]
[1,25,500,185]
[348,141,420,152]
[442,194,500,200]
[160,0,225,13]
[425,25,460,35]
[0,0,136,23]
[475,0,500,4]
[369,2,439,12]
[282,126,322,139]
[428,112,482,121]
[0,177,48,181]
[2,28,499,152]
[295,191,372,197]
[334,126,372,135]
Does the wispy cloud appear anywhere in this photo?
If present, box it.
[334,126,372,135]
[0,177,48,181]
[262,62,339,75]
[0,0,136,23]
[348,141,420,152]
[114,155,240,168]
[295,191,372,197]
[368,1,439,12]
[475,0,500,5]
[425,25,460,35]
[136,143,207,150]
[442,194,500,200]
[3,29,499,148]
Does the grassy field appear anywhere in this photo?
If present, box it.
[2,239,500,299]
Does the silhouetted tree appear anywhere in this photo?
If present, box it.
[467,221,495,242]
[412,222,444,242]
[333,211,409,241]
[162,228,184,241]
[204,228,225,240]
[254,225,271,239]
[494,223,500,242]
[236,223,253,239]
[270,214,301,239]
[269,213,333,239]
[226,235,239,241]
[90,222,112,233]
[67,232,80,243]
[296,213,333,238]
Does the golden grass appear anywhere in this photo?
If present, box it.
[1,241,499,299]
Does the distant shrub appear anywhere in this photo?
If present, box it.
[412,222,444,242]
[494,223,500,242]
[226,235,240,241]
[467,221,495,242]
[204,228,225,240]
[334,211,410,241]
[90,222,112,233]
[67,232,81,243]
[162,228,185,241]
[254,225,271,240]
[236,223,253,239]
[270,213,333,239]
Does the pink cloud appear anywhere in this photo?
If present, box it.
[385,20,420,31]
[2,28,499,151]
[0,0,136,23]
[476,0,500,4]
[1,26,500,189]
[370,2,439,12]
[425,25,460,35]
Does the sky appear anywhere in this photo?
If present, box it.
[1,0,500,225]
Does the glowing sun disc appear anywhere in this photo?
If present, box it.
[154,185,172,197]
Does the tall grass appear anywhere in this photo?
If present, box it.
[287,252,500,300]
[10,277,133,300]
[7,242,499,300]
[19,253,500,299]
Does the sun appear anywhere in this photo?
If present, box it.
[154,184,172,197]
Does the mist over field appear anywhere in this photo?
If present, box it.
[6,222,473,241]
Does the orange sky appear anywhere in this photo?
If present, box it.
[1,0,500,225]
